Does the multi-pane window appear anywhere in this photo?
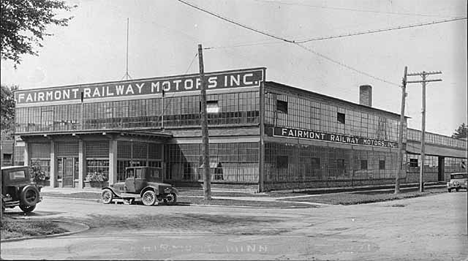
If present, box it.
[264,91,400,142]
[265,142,397,182]
[379,160,386,170]
[206,101,220,113]
[409,158,418,167]
[16,90,260,132]
[277,156,288,168]
[277,100,288,114]
[337,112,345,124]
[166,143,259,182]
[361,160,368,170]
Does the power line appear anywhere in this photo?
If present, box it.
[185,52,198,74]
[179,0,401,87]
[204,17,467,48]
[160,52,200,124]
[204,40,283,50]
[297,17,467,43]
[254,0,463,18]
[294,43,401,87]
[177,0,294,44]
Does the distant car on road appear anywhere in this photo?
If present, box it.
[447,172,468,192]
[101,166,178,206]
[1,166,42,213]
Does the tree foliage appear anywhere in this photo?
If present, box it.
[1,0,75,66]
[452,123,468,139]
[1,85,18,139]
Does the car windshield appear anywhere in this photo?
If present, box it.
[451,174,467,179]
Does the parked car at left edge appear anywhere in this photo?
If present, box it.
[1,166,42,213]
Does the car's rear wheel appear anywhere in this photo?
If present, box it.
[19,205,36,213]
[142,190,157,206]
[448,188,452,192]
[164,193,177,205]
[102,189,114,204]
[20,185,40,207]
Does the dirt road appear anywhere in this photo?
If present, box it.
[1,192,466,260]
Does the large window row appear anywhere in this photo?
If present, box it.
[165,143,259,182]
[16,91,260,132]
[407,129,466,149]
[265,93,400,141]
[265,142,398,182]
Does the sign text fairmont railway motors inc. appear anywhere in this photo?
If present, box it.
[273,127,398,148]
[15,68,265,104]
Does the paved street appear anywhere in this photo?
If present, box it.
[1,192,467,260]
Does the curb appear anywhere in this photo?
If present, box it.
[1,220,90,243]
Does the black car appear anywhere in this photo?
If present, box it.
[101,167,178,206]
[1,166,42,213]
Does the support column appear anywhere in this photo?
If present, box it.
[109,139,118,185]
[50,140,57,188]
[78,140,85,188]
[24,142,30,166]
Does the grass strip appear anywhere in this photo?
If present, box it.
[1,217,68,240]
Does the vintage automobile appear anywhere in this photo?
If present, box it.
[447,172,468,192]
[1,166,42,213]
[101,166,178,206]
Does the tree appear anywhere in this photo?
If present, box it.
[1,85,18,139]
[1,0,75,66]
[452,123,468,139]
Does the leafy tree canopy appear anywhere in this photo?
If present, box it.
[452,123,468,139]
[1,85,18,139]
[1,0,75,66]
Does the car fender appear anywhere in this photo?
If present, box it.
[140,186,160,197]
[102,186,120,197]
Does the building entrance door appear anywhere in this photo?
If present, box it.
[58,157,78,188]
[63,158,74,187]
[438,157,445,182]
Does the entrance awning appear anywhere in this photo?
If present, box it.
[19,130,173,141]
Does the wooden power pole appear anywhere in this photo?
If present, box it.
[406,70,442,192]
[198,44,211,200]
[395,66,408,194]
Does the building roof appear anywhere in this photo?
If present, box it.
[266,81,405,118]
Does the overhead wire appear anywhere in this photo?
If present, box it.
[178,0,403,86]
[160,52,199,123]
[177,0,294,44]
[296,17,467,43]
[204,16,467,49]
[293,43,401,87]
[185,52,199,74]
[253,0,463,18]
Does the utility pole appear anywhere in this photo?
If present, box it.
[407,70,442,192]
[395,66,408,194]
[198,44,211,200]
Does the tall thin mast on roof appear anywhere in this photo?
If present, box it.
[122,18,132,80]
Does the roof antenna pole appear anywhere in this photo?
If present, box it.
[122,18,132,80]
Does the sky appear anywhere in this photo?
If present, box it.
[1,0,467,137]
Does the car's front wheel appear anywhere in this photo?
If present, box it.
[142,190,157,206]
[102,189,114,204]
[19,205,36,213]
[164,193,177,205]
